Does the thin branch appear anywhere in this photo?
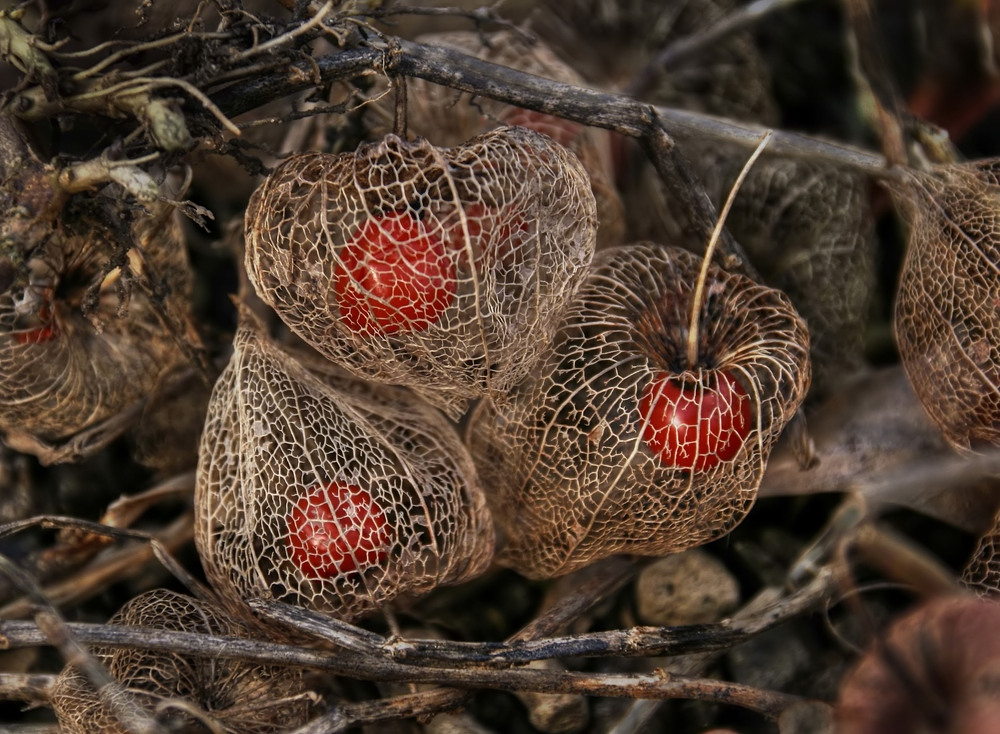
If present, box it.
[628,0,810,97]
[510,555,638,642]
[0,672,56,705]
[0,574,837,670]
[259,567,835,668]
[234,0,335,61]
[0,513,194,619]
[209,38,890,178]
[291,688,466,734]
[0,618,800,718]
[296,556,639,733]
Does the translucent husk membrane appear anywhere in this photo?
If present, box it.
[891,159,1000,453]
[366,29,624,248]
[195,321,494,622]
[469,242,811,578]
[244,125,597,418]
[50,589,312,734]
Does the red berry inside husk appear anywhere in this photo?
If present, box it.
[501,108,582,148]
[13,324,57,344]
[286,482,392,578]
[335,211,456,335]
[13,302,58,345]
[639,370,752,471]
[445,203,530,270]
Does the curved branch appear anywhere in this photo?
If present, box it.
[210,38,890,177]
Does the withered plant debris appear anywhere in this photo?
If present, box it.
[0,2,998,733]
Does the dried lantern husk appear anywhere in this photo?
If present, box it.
[50,588,312,734]
[244,126,597,418]
[963,504,1000,596]
[891,160,1000,452]
[366,30,624,248]
[195,321,494,622]
[0,116,194,447]
[535,0,776,123]
[469,242,810,578]
[692,151,876,393]
[836,596,1000,734]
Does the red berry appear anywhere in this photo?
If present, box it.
[501,108,582,148]
[335,211,456,335]
[639,370,752,471]
[13,324,57,344]
[286,482,392,578]
[13,302,57,345]
[446,203,529,271]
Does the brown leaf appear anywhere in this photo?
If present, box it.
[761,366,1000,534]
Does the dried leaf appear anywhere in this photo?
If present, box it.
[762,366,1000,534]
[0,116,194,450]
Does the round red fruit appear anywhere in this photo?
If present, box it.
[639,370,752,472]
[335,211,455,335]
[13,302,58,345]
[501,108,582,148]
[286,482,392,579]
[446,203,529,271]
[13,324,57,345]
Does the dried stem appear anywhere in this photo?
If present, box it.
[292,688,466,734]
[0,672,56,705]
[628,0,808,97]
[0,512,194,619]
[0,616,802,718]
[209,38,890,177]
[686,130,773,367]
[252,566,834,668]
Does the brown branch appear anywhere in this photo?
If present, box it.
[209,37,889,176]
[628,0,807,97]
[253,566,834,667]
[283,556,638,732]
[0,672,56,705]
[292,688,466,734]
[0,618,799,718]
[0,513,194,619]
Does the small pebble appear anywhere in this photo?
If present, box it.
[635,550,740,626]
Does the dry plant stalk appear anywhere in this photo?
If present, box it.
[891,159,1000,452]
[0,114,193,447]
[50,588,312,734]
[195,320,494,623]
[692,150,876,392]
[469,242,811,578]
[367,29,624,248]
[244,126,597,417]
